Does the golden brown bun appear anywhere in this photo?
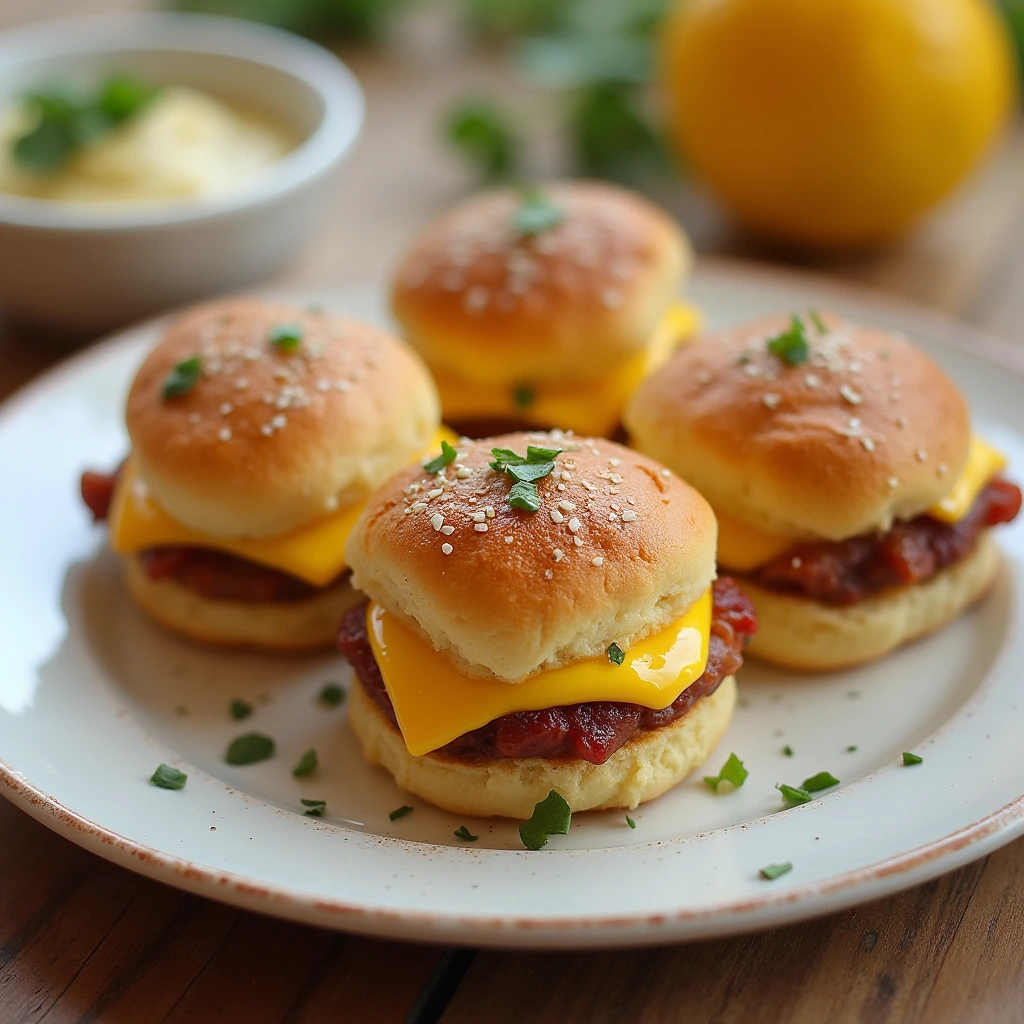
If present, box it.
[349,674,736,818]
[742,533,998,670]
[123,555,362,652]
[625,313,971,540]
[346,431,716,682]
[127,297,440,539]
[391,181,692,385]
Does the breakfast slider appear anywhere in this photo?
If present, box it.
[625,313,1021,669]
[81,297,441,651]
[339,431,757,818]
[390,181,697,438]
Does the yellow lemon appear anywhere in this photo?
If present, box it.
[661,0,1017,247]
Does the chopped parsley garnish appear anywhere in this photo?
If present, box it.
[13,75,159,172]
[513,188,565,237]
[903,751,923,766]
[607,642,625,666]
[225,732,275,766]
[490,445,562,513]
[162,355,202,399]
[846,745,858,753]
[759,861,793,881]
[777,783,812,806]
[625,814,636,829]
[269,322,304,350]
[301,798,326,817]
[150,763,187,790]
[802,771,840,792]
[318,683,345,707]
[809,310,828,333]
[766,314,811,367]
[229,699,253,721]
[512,383,536,409]
[519,790,572,850]
[389,805,414,821]
[782,745,794,757]
[292,748,318,777]
[508,480,542,512]
[703,753,748,793]
[454,824,478,842]
[422,439,458,474]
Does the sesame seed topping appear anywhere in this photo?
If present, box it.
[456,466,472,479]
[916,449,927,462]
[791,557,803,568]
[218,427,232,441]
[582,481,597,491]
[558,500,575,511]
[608,458,621,467]
[316,379,331,392]
[762,393,782,409]
[325,495,339,511]
[271,414,287,430]
[218,402,233,416]
[860,437,875,452]
[896,417,908,429]
[234,378,249,390]
[550,509,565,524]
[428,488,444,499]
[472,511,486,523]
[464,286,489,313]
[430,513,444,531]
[938,463,948,475]
[621,509,637,522]
[484,505,496,518]
[573,535,584,547]
[474,523,488,533]
[440,524,455,536]
[544,569,554,579]
[557,483,566,491]
[592,556,604,567]
[839,384,863,405]
[335,380,351,392]
[804,374,821,389]
[505,535,514,543]
[441,543,453,555]
[411,501,428,512]
[260,424,273,436]
[743,363,761,378]
[188,412,201,424]
[601,288,622,309]
[660,469,671,478]
[888,476,899,488]
[567,517,581,534]
[560,470,572,481]
[553,548,564,561]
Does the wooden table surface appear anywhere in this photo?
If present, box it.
[3,4,1024,1023]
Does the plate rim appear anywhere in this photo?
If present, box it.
[3,255,1024,948]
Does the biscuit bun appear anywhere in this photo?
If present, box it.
[741,533,998,670]
[127,297,440,539]
[348,673,735,818]
[625,313,971,541]
[122,555,362,651]
[391,181,692,385]
[346,432,716,683]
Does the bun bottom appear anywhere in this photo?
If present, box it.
[743,532,999,671]
[348,674,736,818]
[122,555,362,652]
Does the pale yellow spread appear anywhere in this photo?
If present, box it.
[0,86,294,203]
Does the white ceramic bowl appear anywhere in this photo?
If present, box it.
[0,13,364,335]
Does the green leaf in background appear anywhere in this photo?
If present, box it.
[465,0,572,38]
[167,0,406,40]
[445,100,520,182]
[998,1,1024,82]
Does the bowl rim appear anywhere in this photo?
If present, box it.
[0,11,364,232]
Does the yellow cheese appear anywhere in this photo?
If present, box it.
[366,589,713,756]
[715,435,1008,571]
[929,435,1007,524]
[109,428,457,588]
[433,302,701,436]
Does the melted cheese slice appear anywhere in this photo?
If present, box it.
[433,302,701,437]
[366,589,712,756]
[715,435,1008,571]
[109,429,456,588]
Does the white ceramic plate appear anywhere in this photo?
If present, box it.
[2,260,1022,949]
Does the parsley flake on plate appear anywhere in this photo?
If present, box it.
[903,751,924,766]
[454,825,478,842]
[625,814,636,829]
[759,861,793,881]
[766,314,811,367]
[389,805,414,821]
[519,790,571,850]
[162,355,202,399]
[846,745,858,753]
[225,732,275,766]
[229,699,253,721]
[703,753,748,792]
[150,763,187,790]
[782,745,794,757]
[777,783,812,806]
[301,798,326,817]
[802,771,839,792]
[318,683,345,708]
[422,439,458,474]
[292,748,318,777]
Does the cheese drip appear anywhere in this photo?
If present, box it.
[365,589,712,756]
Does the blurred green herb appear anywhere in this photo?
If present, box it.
[446,100,520,183]
[13,75,159,172]
[167,0,405,40]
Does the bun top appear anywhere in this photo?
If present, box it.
[625,313,971,540]
[346,431,716,682]
[391,181,691,385]
[127,298,440,539]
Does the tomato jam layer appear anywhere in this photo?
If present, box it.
[740,478,1021,607]
[337,578,757,767]
[81,467,341,604]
